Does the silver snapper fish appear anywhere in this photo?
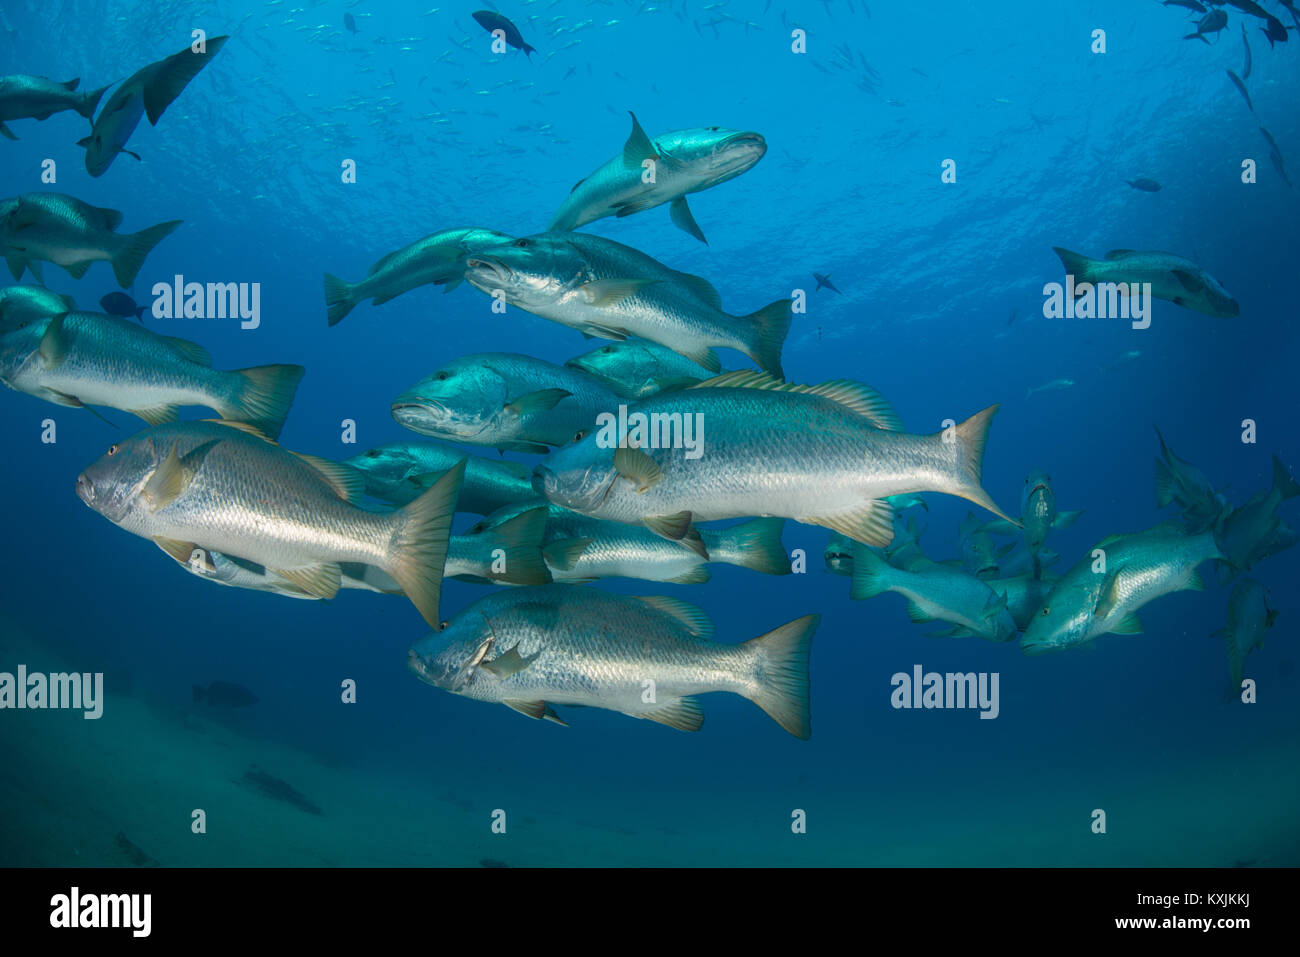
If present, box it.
[565,339,713,399]
[850,544,1017,642]
[476,501,789,584]
[0,192,180,287]
[408,585,817,737]
[322,227,513,326]
[391,352,621,453]
[984,470,1083,579]
[535,371,1016,550]
[0,75,109,140]
[1154,428,1229,532]
[0,311,303,437]
[75,420,464,626]
[1020,523,1222,655]
[1052,247,1239,318]
[1215,455,1300,573]
[548,111,767,243]
[464,232,791,376]
[993,572,1057,632]
[79,36,229,177]
[0,284,75,334]
[344,440,541,512]
[1213,578,1277,692]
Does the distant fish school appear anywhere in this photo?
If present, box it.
[0,10,1293,739]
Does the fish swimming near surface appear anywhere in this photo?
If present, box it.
[193,681,258,707]
[0,284,75,334]
[408,585,817,738]
[1184,9,1228,43]
[1259,13,1289,46]
[1052,247,1239,318]
[1226,69,1253,112]
[322,227,512,326]
[391,352,622,454]
[547,112,766,243]
[0,192,180,287]
[344,440,541,512]
[463,232,792,375]
[813,272,842,294]
[0,311,304,435]
[1126,178,1161,192]
[99,291,146,321]
[0,74,109,140]
[535,371,1017,550]
[565,340,714,399]
[1214,578,1277,693]
[1020,522,1221,655]
[79,35,230,177]
[472,10,536,57]
[75,420,464,626]
[1162,0,1206,12]
[850,544,1018,642]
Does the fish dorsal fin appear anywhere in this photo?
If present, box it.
[1172,270,1205,293]
[621,111,660,169]
[61,78,81,91]
[668,268,723,309]
[160,334,212,366]
[1104,249,1136,260]
[293,454,365,504]
[635,595,715,639]
[199,418,278,444]
[569,178,585,194]
[689,372,902,430]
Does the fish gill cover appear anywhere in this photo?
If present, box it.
[0,0,1296,871]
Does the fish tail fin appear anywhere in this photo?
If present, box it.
[79,83,111,119]
[1051,246,1094,285]
[1273,454,1300,500]
[523,43,537,58]
[386,460,465,627]
[702,518,790,575]
[743,614,818,739]
[485,506,553,585]
[950,404,1019,526]
[323,273,357,326]
[739,299,792,378]
[192,685,204,703]
[114,220,181,287]
[226,364,305,439]
[848,542,892,600]
[143,35,229,125]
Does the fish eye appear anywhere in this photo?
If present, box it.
[436,371,449,380]
[106,444,119,456]
[364,449,381,458]
[708,126,719,131]
[513,238,531,248]
[1040,607,1050,616]
[573,430,587,443]
[438,620,449,631]
[601,346,613,354]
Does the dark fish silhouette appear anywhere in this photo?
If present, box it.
[344,12,359,34]
[99,291,146,321]
[813,272,841,294]
[1126,178,1162,192]
[240,766,323,815]
[1162,0,1206,12]
[1260,14,1288,47]
[1184,9,1228,43]
[1260,127,1293,187]
[1241,23,1252,78]
[1226,70,1253,112]
[193,681,258,707]
[114,831,159,867]
[472,10,536,57]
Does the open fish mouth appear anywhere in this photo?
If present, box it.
[464,255,512,287]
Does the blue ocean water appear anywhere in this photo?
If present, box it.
[0,0,1297,867]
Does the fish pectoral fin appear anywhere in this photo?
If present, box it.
[621,111,660,169]
[0,122,16,141]
[1184,568,1207,592]
[4,256,25,281]
[154,537,201,565]
[480,646,539,679]
[613,445,662,492]
[983,590,1009,617]
[613,197,662,217]
[142,438,218,508]
[272,562,342,600]
[504,388,571,416]
[579,278,656,308]
[811,499,896,548]
[1110,613,1143,636]
[542,537,593,571]
[1053,509,1085,529]
[502,699,551,721]
[1171,270,1206,293]
[636,696,705,732]
[1092,571,1123,621]
[37,312,70,368]
[669,196,708,244]
[932,626,976,638]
